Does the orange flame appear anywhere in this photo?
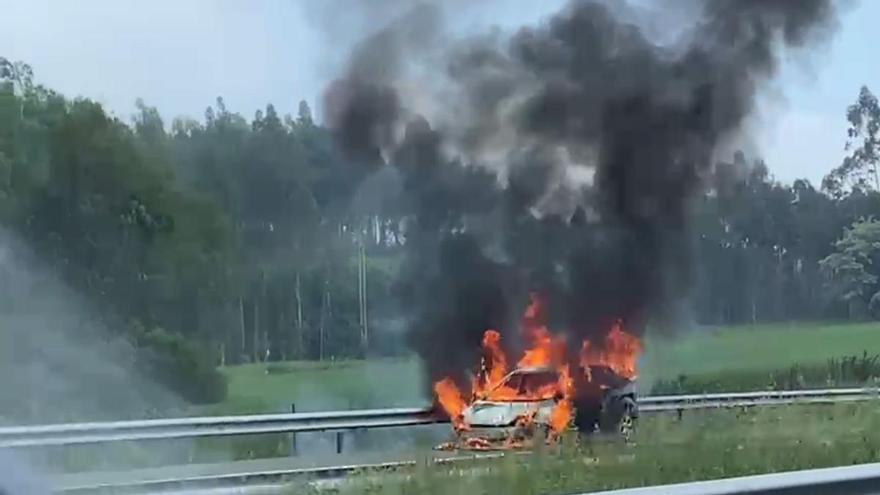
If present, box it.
[474,329,508,398]
[548,363,574,435]
[434,378,467,431]
[517,294,565,369]
[580,320,643,380]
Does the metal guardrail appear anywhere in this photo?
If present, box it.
[2,387,878,448]
[638,387,880,412]
[0,407,440,448]
[638,387,879,404]
[30,388,880,493]
[584,461,880,495]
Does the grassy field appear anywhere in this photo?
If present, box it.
[48,322,880,478]
[215,359,425,414]
[641,321,880,381]
[294,402,880,494]
[217,322,880,413]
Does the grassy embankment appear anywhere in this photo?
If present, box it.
[292,402,880,494]
[220,321,880,412]
[51,322,880,474]
[198,321,880,467]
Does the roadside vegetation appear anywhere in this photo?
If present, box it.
[215,359,423,414]
[642,322,880,379]
[303,402,880,495]
[213,321,880,415]
[4,55,880,423]
[45,318,880,473]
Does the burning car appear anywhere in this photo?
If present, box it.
[434,294,643,450]
[454,365,638,447]
[459,366,561,443]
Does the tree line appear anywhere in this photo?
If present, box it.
[695,86,880,325]
[2,57,880,402]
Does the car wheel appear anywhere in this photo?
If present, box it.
[618,399,636,442]
[600,396,636,441]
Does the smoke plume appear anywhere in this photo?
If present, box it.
[324,0,839,384]
[0,450,49,495]
[0,229,183,424]
[0,228,210,477]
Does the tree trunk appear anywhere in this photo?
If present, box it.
[751,298,757,324]
[251,271,269,363]
[873,163,879,192]
[326,282,333,360]
[253,296,260,363]
[278,308,286,362]
[358,241,363,351]
[295,271,303,359]
[221,301,230,366]
[319,279,327,362]
[374,215,381,245]
[239,296,246,361]
[358,241,369,355]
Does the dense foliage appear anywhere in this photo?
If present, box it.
[2,57,880,404]
[0,58,398,376]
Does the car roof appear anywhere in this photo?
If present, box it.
[508,366,557,374]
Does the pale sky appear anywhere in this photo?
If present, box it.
[3,0,878,187]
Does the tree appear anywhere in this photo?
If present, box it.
[819,218,880,319]
[824,86,880,196]
[0,57,34,97]
[297,100,313,126]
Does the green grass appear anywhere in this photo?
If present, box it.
[49,322,880,477]
[651,352,880,394]
[215,358,425,414]
[213,322,880,414]
[303,402,880,495]
[641,321,880,384]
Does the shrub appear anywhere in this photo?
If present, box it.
[132,326,227,404]
[870,292,880,320]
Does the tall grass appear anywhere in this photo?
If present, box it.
[651,352,880,394]
[304,402,880,495]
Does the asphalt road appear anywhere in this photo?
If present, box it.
[52,448,503,493]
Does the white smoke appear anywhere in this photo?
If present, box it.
[0,228,183,425]
[0,449,50,495]
[0,228,202,478]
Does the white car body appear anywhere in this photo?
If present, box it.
[459,365,639,436]
[461,367,559,428]
[462,397,557,427]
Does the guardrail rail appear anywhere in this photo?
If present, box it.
[584,461,880,495]
[4,387,879,493]
[2,387,878,448]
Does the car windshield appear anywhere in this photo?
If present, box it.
[519,371,558,394]
[497,370,558,397]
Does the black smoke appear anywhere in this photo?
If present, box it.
[324,0,839,385]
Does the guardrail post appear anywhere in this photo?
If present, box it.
[290,403,297,456]
[336,431,343,454]
[676,408,683,421]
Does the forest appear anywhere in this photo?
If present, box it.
[2,56,880,403]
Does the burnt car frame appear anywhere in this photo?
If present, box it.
[458,364,638,441]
